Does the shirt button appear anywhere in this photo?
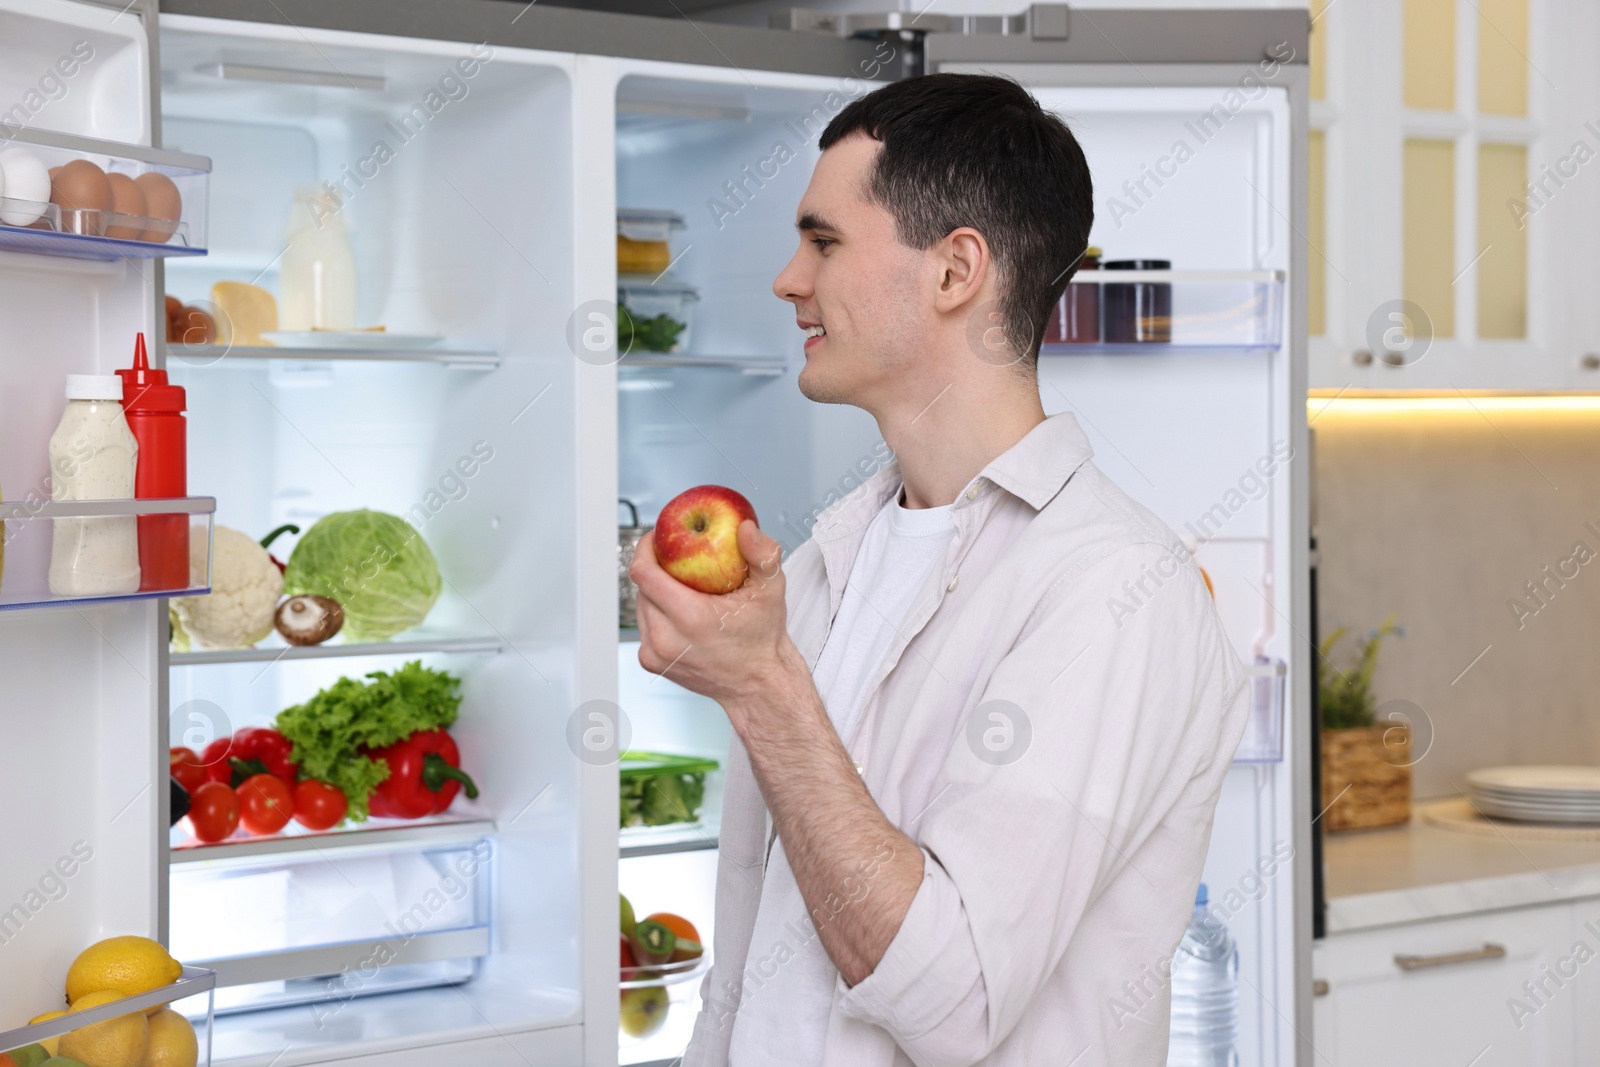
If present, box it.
[853,761,865,775]
[965,486,979,500]
[947,576,959,592]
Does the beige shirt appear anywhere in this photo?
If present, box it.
[685,412,1250,1067]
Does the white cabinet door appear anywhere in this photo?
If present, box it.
[1312,903,1576,1066]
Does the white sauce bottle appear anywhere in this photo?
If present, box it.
[49,374,140,596]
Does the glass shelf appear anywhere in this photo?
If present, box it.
[170,629,506,666]
[0,128,209,262]
[618,353,786,376]
[171,812,496,864]
[165,342,501,370]
[620,823,720,859]
[0,496,213,611]
[1040,269,1283,353]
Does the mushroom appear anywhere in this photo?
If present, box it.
[275,595,345,646]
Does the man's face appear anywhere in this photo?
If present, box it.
[772,134,932,408]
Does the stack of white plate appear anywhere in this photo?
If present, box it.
[1466,766,1600,824]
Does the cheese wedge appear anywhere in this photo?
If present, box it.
[210,281,278,346]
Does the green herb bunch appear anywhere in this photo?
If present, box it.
[1318,614,1402,730]
[618,302,686,353]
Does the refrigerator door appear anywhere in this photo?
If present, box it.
[921,14,1313,1067]
[0,0,180,1027]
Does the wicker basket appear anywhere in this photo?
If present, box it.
[1321,725,1411,832]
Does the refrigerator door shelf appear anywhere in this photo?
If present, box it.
[0,127,210,258]
[1040,269,1285,354]
[1,966,216,1062]
[0,497,213,611]
[1234,658,1288,764]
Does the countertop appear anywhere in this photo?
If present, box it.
[1324,797,1600,934]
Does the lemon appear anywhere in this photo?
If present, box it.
[57,990,149,1067]
[26,1010,67,1055]
[145,1009,198,1067]
[64,936,181,1004]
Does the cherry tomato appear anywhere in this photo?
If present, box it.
[292,779,348,832]
[187,782,240,842]
[169,747,206,795]
[238,774,294,835]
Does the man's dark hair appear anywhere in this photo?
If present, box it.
[819,73,1094,363]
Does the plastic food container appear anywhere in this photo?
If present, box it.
[617,208,685,274]
[617,275,699,354]
[619,751,719,829]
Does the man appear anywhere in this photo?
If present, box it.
[628,73,1249,1067]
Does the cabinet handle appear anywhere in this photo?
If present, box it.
[1393,943,1507,972]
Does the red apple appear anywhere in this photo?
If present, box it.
[653,485,759,594]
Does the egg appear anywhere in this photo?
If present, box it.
[134,171,181,243]
[104,172,147,240]
[51,159,110,234]
[0,148,51,226]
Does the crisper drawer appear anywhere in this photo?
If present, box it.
[1313,902,1578,1066]
[169,827,493,1016]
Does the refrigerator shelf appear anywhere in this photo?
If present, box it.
[170,630,506,666]
[0,496,214,611]
[0,966,216,1058]
[171,814,496,864]
[618,353,786,376]
[165,343,502,371]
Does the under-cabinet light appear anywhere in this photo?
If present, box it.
[1308,395,1600,416]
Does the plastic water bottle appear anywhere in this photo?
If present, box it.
[1167,884,1239,1067]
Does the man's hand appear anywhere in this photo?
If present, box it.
[629,520,802,715]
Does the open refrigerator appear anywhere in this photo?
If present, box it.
[0,2,1309,1066]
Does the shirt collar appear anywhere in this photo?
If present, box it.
[811,412,1095,542]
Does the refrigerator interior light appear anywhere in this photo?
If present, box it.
[194,62,387,91]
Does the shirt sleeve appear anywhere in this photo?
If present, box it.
[835,541,1248,1067]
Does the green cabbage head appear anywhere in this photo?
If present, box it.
[284,510,441,641]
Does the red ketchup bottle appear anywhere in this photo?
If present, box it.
[116,333,188,591]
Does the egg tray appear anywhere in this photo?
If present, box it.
[0,195,198,261]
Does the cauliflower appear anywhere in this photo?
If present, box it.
[171,525,283,650]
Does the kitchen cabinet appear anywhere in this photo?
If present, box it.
[1312,902,1577,1065]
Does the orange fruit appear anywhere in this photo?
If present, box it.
[643,912,700,946]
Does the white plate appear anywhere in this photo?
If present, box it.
[1465,765,1600,796]
[261,330,444,349]
[1475,798,1600,825]
[1472,793,1600,813]
[1470,788,1600,807]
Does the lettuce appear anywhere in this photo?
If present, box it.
[275,661,463,821]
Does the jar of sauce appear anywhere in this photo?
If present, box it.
[1103,258,1173,343]
[49,374,140,596]
[1044,246,1102,344]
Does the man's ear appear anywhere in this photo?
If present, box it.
[932,226,991,314]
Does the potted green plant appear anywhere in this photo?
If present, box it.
[1319,615,1408,832]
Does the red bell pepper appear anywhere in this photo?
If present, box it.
[203,726,299,788]
[368,729,478,819]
